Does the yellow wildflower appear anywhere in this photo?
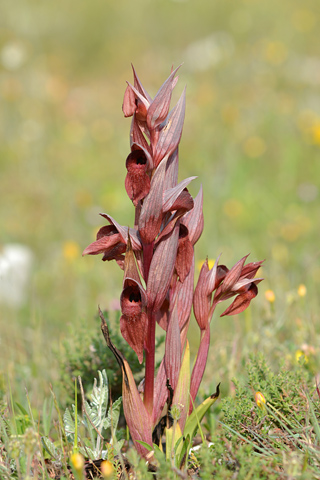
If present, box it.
[70,453,84,472]
[100,460,114,479]
[295,350,308,364]
[243,136,266,158]
[265,289,275,303]
[297,284,307,297]
[197,259,216,271]
[255,391,266,410]
[63,241,80,262]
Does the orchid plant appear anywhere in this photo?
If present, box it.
[83,66,263,459]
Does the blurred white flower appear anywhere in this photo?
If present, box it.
[1,42,27,71]
[0,244,33,307]
[185,32,234,72]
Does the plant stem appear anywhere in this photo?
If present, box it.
[144,309,156,417]
[142,241,155,417]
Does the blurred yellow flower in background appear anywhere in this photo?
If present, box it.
[265,289,275,303]
[243,136,266,158]
[255,391,266,410]
[223,198,244,219]
[197,259,216,271]
[100,460,114,479]
[63,241,81,262]
[70,452,84,472]
[297,284,307,297]
[264,41,288,65]
[311,122,320,145]
[295,349,308,364]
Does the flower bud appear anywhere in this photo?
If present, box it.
[254,391,266,410]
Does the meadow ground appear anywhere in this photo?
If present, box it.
[0,0,320,477]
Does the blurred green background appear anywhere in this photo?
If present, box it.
[1,0,319,405]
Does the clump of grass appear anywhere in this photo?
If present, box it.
[216,354,320,479]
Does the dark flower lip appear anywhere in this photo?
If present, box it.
[125,149,151,206]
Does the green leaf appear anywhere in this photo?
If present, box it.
[104,396,122,433]
[136,440,154,452]
[78,446,97,460]
[41,436,60,460]
[177,434,190,469]
[172,341,191,432]
[166,422,182,462]
[184,383,220,441]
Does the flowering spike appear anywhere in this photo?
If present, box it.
[84,67,264,457]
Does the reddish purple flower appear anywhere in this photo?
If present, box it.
[84,66,264,454]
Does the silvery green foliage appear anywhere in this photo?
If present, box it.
[41,436,59,461]
[61,370,123,460]
[83,370,108,430]
[63,405,80,444]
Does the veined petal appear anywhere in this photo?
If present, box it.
[99,214,142,250]
[122,84,136,117]
[147,222,179,313]
[164,300,181,392]
[239,260,265,280]
[147,65,181,130]
[172,341,190,432]
[193,260,211,330]
[82,228,123,256]
[138,156,168,244]
[163,148,179,190]
[100,309,153,458]
[175,224,194,283]
[189,327,210,413]
[221,254,249,293]
[120,309,147,364]
[182,185,204,245]
[221,283,259,316]
[132,64,152,103]
[153,88,186,167]
[163,176,197,212]
[178,256,195,348]
[152,359,168,427]
[232,277,263,293]
[155,295,170,331]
